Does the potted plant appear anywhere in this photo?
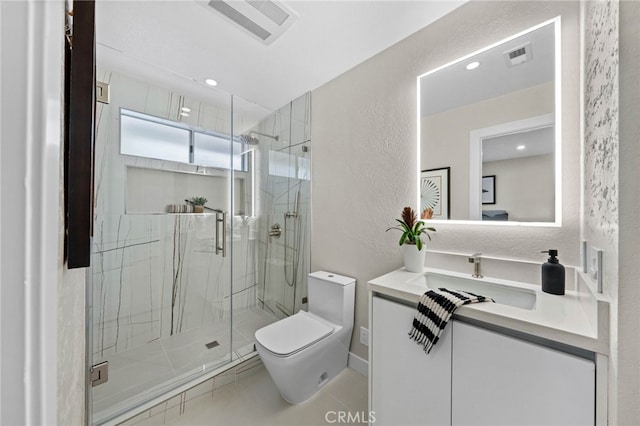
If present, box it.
[386,206,436,272]
[189,196,208,213]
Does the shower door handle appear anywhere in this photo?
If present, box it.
[211,208,227,257]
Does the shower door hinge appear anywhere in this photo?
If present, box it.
[96,81,110,104]
[90,361,109,387]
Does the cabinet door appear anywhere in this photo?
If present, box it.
[372,296,452,426]
[451,321,595,426]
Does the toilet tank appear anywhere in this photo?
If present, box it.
[307,271,355,328]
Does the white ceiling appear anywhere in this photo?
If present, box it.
[420,20,555,117]
[482,125,555,163]
[95,0,466,114]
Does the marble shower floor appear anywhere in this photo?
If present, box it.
[93,307,279,417]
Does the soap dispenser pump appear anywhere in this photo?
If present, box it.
[541,249,565,295]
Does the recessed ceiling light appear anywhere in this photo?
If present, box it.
[205,78,218,87]
[181,107,191,113]
[517,145,526,150]
[465,61,480,70]
[180,112,189,117]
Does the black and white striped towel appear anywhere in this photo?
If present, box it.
[409,288,494,354]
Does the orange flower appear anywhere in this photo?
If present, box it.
[421,208,433,220]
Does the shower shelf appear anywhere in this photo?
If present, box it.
[125,166,245,214]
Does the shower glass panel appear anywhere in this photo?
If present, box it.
[254,93,312,319]
[88,68,310,424]
[89,79,312,424]
[226,96,282,358]
[92,4,311,420]
[90,68,235,424]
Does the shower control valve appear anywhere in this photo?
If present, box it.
[269,224,282,239]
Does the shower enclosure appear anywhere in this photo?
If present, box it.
[88,63,311,423]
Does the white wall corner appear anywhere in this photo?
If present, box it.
[0,0,65,424]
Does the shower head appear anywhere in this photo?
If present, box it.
[239,134,260,145]
[250,131,279,142]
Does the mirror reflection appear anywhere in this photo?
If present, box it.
[419,19,558,223]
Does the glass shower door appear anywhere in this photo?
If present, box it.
[89,67,235,424]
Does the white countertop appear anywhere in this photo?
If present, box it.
[369,267,609,354]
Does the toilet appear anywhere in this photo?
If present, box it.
[255,271,355,404]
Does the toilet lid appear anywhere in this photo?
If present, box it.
[255,312,334,356]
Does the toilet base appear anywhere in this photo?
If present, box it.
[256,331,350,405]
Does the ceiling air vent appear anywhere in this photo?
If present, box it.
[205,0,298,45]
[503,42,533,67]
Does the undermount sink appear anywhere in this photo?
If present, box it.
[409,271,537,310]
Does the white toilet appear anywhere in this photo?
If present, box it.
[255,271,355,404]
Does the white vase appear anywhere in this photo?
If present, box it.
[402,244,426,273]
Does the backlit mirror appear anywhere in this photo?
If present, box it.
[418,18,560,224]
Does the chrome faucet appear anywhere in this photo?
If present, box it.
[468,253,483,278]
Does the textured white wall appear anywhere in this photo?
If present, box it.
[582,2,620,423]
[583,1,640,424]
[312,1,580,361]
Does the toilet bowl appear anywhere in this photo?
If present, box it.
[255,271,355,404]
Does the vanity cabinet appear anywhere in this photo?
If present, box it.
[370,296,595,426]
[451,321,595,426]
[371,296,452,426]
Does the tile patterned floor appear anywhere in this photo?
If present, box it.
[163,367,368,426]
[118,362,368,426]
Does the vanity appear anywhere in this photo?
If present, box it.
[367,267,609,426]
[369,8,607,426]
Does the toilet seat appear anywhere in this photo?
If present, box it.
[255,311,334,357]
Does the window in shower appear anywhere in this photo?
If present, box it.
[193,132,245,170]
[120,108,248,171]
[120,112,191,163]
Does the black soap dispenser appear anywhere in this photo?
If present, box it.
[541,249,565,295]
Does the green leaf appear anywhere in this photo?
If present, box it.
[395,219,410,232]
[413,221,423,233]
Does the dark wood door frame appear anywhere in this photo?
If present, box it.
[65,0,96,268]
